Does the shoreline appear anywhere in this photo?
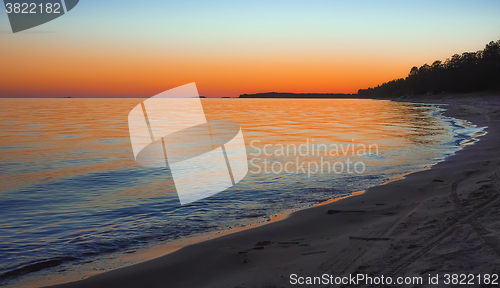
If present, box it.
[4,204,297,288]
[10,189,369,288]
[13,95,500,288]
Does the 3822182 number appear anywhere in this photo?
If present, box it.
[5,2,61,14]
[443,274,499,285]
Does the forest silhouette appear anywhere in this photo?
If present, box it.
[238,39,499,99]
[358,39,500,98]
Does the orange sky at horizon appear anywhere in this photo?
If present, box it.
[1,0,500,98]
[0,39,457,98]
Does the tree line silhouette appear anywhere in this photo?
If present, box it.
[358,39,500,98]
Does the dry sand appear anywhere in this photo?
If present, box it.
[47,95,500,288]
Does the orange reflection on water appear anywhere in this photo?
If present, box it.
[0,98,452,194]
[201,98,452,175]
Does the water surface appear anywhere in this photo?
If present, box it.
[0,98,485,285]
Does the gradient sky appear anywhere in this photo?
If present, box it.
[1,0,500,97]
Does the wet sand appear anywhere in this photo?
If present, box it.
[47,95,500,288]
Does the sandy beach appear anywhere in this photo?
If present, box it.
[46,95,500,288]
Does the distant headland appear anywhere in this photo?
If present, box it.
[239,92,357,99]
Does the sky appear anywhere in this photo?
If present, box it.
[1,0,500,97]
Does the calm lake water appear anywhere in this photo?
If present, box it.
[0,98,485,284]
